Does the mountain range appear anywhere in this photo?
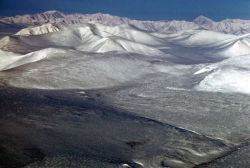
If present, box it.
[1,10,250,168]
[1,20,250,95]
[1,10,250,35]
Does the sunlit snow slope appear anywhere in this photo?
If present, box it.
[1,23,250,94]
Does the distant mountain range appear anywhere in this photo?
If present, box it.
[1,10,250,35]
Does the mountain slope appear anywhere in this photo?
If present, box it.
[2,23,250,60]
[15,23,64,36]
[2,23,166,56]
[194,55,250,94]
[1,22,250,94]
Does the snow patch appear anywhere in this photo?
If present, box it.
[196,69,250,94]
[0,48,65,71]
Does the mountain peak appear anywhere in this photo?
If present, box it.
[193,15,214,25]
[41,10,65,18]
[43,10,63,14]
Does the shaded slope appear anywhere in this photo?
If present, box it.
[0,88,230,168]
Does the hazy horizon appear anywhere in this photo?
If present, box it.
[1,0,250,21]
[1,9,249,23]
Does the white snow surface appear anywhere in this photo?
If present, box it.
[195,55,250,94]
[197,69,250,94]
[7,23,250,58]
[0,48,66,71]
[1,21,250,94]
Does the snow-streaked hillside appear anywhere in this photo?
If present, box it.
[2,23,167,56]
[195,55,250,94]
[0,49,169,89]
[15,23,64,36]
[1,21,250,94]
[0,48,66,71]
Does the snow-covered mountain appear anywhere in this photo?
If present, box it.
[0,10,199,33]
[1,22,250,95]
[1,10,250,95]
[2,11,250,168]
[2,10,250,35]
[193,15,214,25]
[193,15,250,35]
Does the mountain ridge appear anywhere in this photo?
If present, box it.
[2,10,250,35]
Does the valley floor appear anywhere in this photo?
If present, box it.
[0,87,250,168]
